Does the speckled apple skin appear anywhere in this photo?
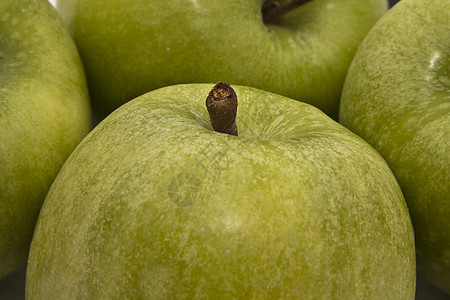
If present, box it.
[27,84,415,299]
[56,0,387,119]
[339,0,449,294]
[0,0,91,279]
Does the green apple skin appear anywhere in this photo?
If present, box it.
[339,0,449,294]
[56,0,387,119]
[26,84,415,299]
[0,0,91,279]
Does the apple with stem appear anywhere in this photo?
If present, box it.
[27,83,415,299]
[56,0,388,119]
[0,0,91,279]
[339,0,450,294]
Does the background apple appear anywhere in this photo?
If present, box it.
[56,0,387,119]
[0,0,91,280]
[339,0,449,294]
[26,84,415,299]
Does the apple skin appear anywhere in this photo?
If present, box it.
[56,0,387,119]
[26,84,415,299]
[339,0,449,294]
[0,0,91,279]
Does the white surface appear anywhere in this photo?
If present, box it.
[48,0,56,7]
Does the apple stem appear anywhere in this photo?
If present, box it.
[262,0,313,24]
[206,82,238,136]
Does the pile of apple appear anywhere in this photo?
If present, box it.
[0,0,448,298]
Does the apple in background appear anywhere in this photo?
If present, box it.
[26,83,415,299]
[340,0,449,294]
[56,0,387,119]
[0,0,91,279]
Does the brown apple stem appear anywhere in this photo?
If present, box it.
[206,82,238,136]
[262,0,313,23]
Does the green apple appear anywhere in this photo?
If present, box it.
[26,83,415,299]
[0,0,91,279]
[56,0,388,119]
[339,0,449,294]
